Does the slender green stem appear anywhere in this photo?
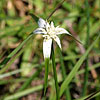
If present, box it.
[0,33,34,69]
[82,0,90,96]
[47,0,65,20]
[0,47,25,74]
[51,43,59,100]
[44,58,49,96]
[0,37,33,74]
[57,47,71,100]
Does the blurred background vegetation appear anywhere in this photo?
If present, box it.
[0,0,100,100]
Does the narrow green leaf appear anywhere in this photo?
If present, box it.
[82,0,90,96]
[0,35,33,74]
[60,34,100,97]
[51,43,59,100]
[0,33,34,69]
[4,85,43,100]
[13,66,42,100]
[57,47,71,100]
[29,13,39,23]
[77,62,100,75]
[47,0,65,20]
[70,34,83,45]
[0,48,24,74]
[44,58,49,96]
[0,78,26,85]
[76,90,100,100]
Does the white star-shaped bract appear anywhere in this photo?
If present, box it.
[34,18,71,59]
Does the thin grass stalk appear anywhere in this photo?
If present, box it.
[51,43,59,100]
[0,55,81,79]
[1,63,100,86]
[96,1,100,100]
[57,47,71,100]
[47,0,65,20]
[0,51,6,60]
[82,0,90,96]
[0,33,34,69]
[13,66,42,100]
[0,37,33,74]
[76,90,100,100]
[0,78,26,85]
[60,34,100,97]
[95,79,100,100]
[4,85,43,100]
[0,48,24,74]
[44,58,49,96]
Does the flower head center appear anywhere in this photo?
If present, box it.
[45,22,57,38]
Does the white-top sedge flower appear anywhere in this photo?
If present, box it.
[34,18,71,59]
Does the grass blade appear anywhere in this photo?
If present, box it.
[82,0,90,96]
[4,85,43,100]
[76,90,100,100]
[60,34,100,97]
[51,43,59,100]
[44,58,49,96]
[29,13,39,23]
[47,0,65,20]
[57,47,71,100]
[14,66,42,100]
[0,33,34,69]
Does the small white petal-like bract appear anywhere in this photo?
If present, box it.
[55,27,71,35]
[43,38,52,59]
[38,18,46,28]
[34,28,47,34]
[34,18,71,59]
[53,35,61,49]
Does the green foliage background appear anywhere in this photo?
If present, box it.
[0,0,100,100]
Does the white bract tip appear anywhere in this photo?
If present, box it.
[38,18,46,28]
[54,36,62,49]
[56,27,71,35]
